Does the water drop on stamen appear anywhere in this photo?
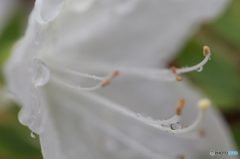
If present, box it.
[170,122,181,130]
[31,132,37,138]
[197,66,203,72]
[34,58,51,87]
[208,57,211,60]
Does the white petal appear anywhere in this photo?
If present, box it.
[4,0,63,133]
[48,0,229,68]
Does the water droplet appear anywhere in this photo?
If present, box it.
[34,58,51,87]
[197,66,203,72]
[170,122,181,130]
[208,57,211,60]
[31,132,37,138]
[18,87,44,134]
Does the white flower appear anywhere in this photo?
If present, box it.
[4,0,237,159]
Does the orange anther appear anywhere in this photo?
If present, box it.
[203,45,210,56]
[112,71,119,78]
[171,66,177,74]
[198,129,206,137]
[176,76,182,81]
[175,98,185,116]
[102,79,110,87]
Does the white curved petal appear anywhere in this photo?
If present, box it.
[48,0,228,68]
[4,0,64,133]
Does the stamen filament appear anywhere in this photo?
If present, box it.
[46,46,211,84]
[48,62,105,81]
[50,70,119,91]
[56,83,210,134]
[175,52,211,75]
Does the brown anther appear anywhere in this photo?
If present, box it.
[198,129,206,137]
[203,45,210,56]
[176,76,182,81]
[171,66,177,74]
[112,70,119,78]
[175,98,185,116]
[101,79,110,87]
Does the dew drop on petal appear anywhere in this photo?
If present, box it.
[19,106,33,126]
[170,122,181,130]
[34,58,51,87]
[31,132,37,138]
[197,66,203,72]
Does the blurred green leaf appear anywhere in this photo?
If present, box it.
[0,105,42,159]
[231,123,240,153]
[0,7,26,84]
[210,0,240,47]
[0,126,41,159]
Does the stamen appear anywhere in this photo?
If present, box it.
[48,62,105,81]
[102,79,110,87]
[197,98,211,110]
[112,70,120,78]
[175,98,185,116]
[50,69,119,91]
[170,98,211,134]
[198,129,206,137]
[171,66,177,74]
[46,57,122,90]
[176,76,182,81]
[203,45,210,56]
[47,45,211,84]
[65,86,210,135]
[175,46,211,75]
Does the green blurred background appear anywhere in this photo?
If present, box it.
[0,0,240,158]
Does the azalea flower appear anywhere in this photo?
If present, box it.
[3,0,238,159]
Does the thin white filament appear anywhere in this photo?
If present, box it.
[52,81,205,134]
[47,51,211,83]
[48,62,104,81]
[176,53,211,74]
